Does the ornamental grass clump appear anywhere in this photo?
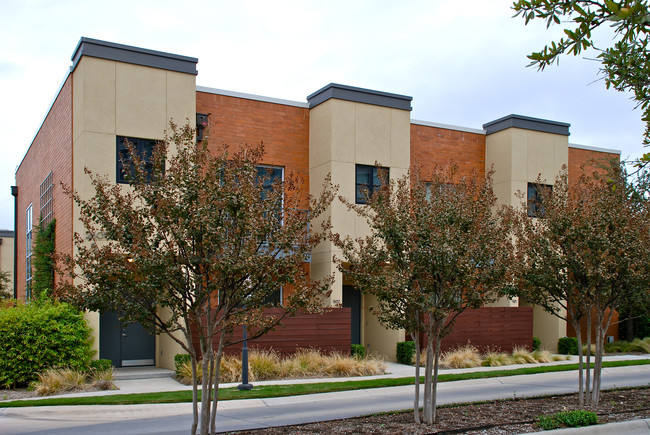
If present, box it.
[482,351,515,367]
[176,349,386,384]
[511,346,538,364]
[439,345,482,368]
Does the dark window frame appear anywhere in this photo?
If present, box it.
[116,136,157,184]
[355,164,389,204]
[527,182,553,218]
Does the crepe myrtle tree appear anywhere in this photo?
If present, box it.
[59,123,335,435]
[333,166,513,424]
[510,162,650,406]
[513,0,650,163]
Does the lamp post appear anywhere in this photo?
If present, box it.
[237,324,253,390]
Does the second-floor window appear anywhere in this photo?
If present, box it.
[356,164,389,204]
[116,136,157,184]
[527,182,553,218]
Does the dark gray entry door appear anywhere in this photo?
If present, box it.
[99,312,155,367]
[342,285,361,345]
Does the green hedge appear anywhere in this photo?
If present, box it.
[558,337,579,355]
[0,301,94,387]
[532,337,541,351]
[396,341,415,365]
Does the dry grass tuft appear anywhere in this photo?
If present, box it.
[482,351,515,367]
[440,345,482,368]
[177,349,386,384]
[32,368,87,396]
[511,346,538,364]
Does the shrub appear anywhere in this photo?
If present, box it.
[396,341,415,365]
[89,359,113,372]
[440,344,482,368]
[558,337,579,355]
[537,410,598,430]
[351,344,366,359]
[174,354,191,375]
[0,300,94,388]
[532,337,541,351]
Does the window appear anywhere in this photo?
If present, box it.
[116,136,157,184]
[40,171,54,225]
[356,164,389,204]
[25,204,33,299]
[196,113,209,142]
[257,165,284,200]
[527,182,552,218]
[263,287,283,306]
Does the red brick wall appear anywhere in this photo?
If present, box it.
[196,92,310,205]
[568,147,619,184]
[567,307,619,343]
[410,124,486,178]
[15,76,73,299]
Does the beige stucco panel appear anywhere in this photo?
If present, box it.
[166,72,197,130]
[0,236,14,291]
[329,100,357,164]
[485,130,513,186]
[73,57,117,140]
[85,311,100,357]
[115,63,167,139]
[362,293,404,361]
[355,104,391,166]
[308,103,332,169]
[390,109,411,170]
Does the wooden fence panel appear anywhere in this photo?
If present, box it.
[192,308,351,356]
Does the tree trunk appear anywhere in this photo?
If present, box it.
[431,321,442,424]
[413,329,421,424]
[570,314,584,407]
[585,312,592,407]
[423,326,434,424]
[209,333,226,434]
[191,354,199,435]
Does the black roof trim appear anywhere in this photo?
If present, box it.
[483,114,570,136]
[307,83,412,111]
[71,37,198,75]
[0,230,14,238]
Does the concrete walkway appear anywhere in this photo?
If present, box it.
[0,355,648,434]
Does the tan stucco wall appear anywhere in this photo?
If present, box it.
[486,127,569,350]
[0,235,14,293]
[72,55,196,368]
[309,98,410,360]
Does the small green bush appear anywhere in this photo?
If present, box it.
[396,341,415,365]
[351,344,366,359]
[0,300,94,388]
[558,337,579,355]
[537,410,598,430]
[89,359,113,372]
[174,354,191,375]
[532,337,541,351]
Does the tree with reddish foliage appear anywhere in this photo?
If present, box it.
[334,166,513,424]
[510,162,650,406]
[60,123,335,435]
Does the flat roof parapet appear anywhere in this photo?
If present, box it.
[71,37,198,75]
[484,114,570,136]
[307,83,412,111]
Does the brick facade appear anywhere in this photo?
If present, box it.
[15,76,73,299]
[410,123,486,178]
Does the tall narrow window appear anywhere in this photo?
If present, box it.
[40,171,54,225]
[25,203,33,299]
[527,183,552,218]
[355,164,389,204]
[256,165,284,199]
[116,136,157,184]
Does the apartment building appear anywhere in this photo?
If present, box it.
[13,38,619,368]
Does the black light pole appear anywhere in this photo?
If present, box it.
[237,324,253,390]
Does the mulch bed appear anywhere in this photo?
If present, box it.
[228,387,650,434]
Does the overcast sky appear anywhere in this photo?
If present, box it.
[0,0,646,231]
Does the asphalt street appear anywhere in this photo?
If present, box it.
[1,364,649,434]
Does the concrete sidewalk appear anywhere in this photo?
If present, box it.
[1,355,648,434]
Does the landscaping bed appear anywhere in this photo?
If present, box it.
[228,387,650,434]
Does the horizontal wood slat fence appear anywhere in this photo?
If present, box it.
[413,307,534,353]
[192,308,351,356]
